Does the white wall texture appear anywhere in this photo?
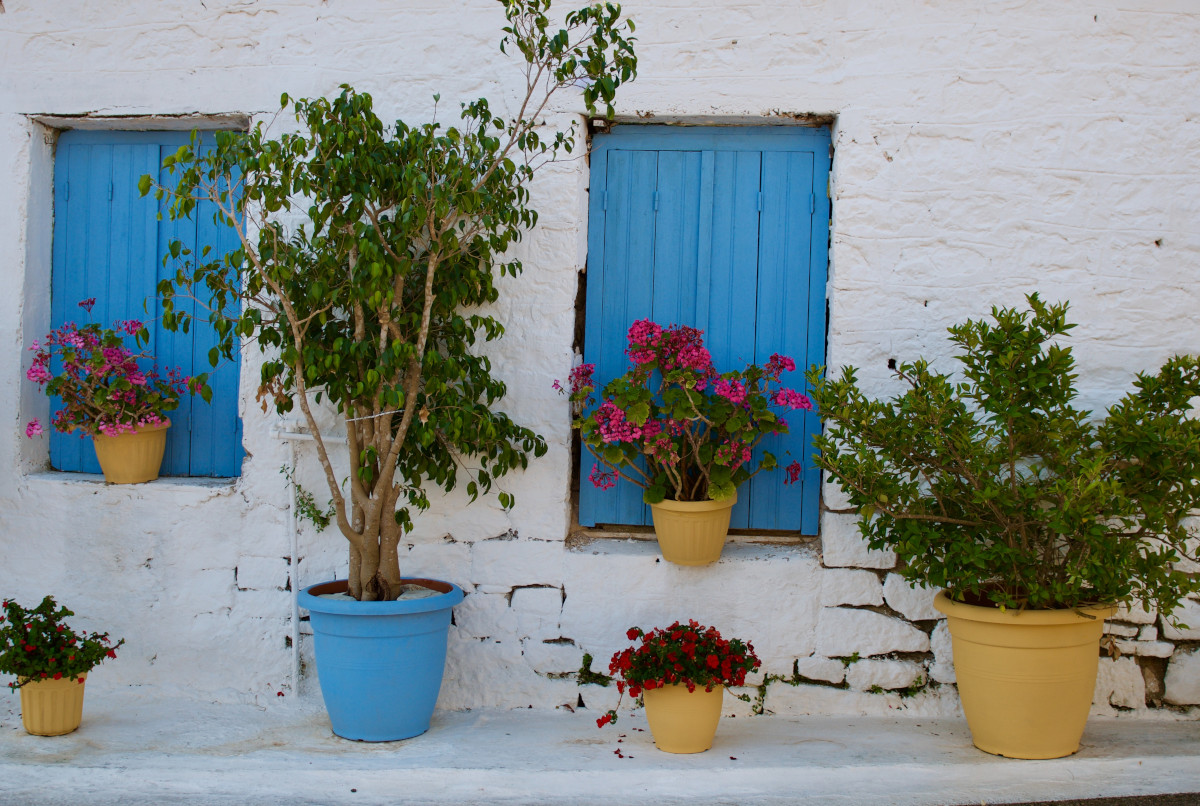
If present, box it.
[1,0,1198,720]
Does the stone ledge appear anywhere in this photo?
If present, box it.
[4,690,1198,806]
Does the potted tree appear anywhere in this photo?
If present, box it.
[561,320,811,565]
[143,0,637,740]
[0,597,124,736]
[807,294,1200,759]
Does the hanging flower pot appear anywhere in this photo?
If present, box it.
[642,682,724,753]
[559,321,812,552]
[19,674,88,736]
[92,421,170,484]
[23,297,194,483]
[935,592,1116,759]
[299,578,465,742]
[649,494,736,566]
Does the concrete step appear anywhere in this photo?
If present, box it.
[2,689,1198,806]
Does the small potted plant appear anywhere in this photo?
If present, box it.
[25,298,193,484]
[807,294,1200,759]
[0,596,124,736]
[561,319,812,565]
[597,620,760,753]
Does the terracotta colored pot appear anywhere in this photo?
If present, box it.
[642,683,724,753]
[19,674,87,736]
[649,494,736,566]
[92,421,169,484]
[934,591,1115,759]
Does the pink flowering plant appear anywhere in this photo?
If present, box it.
[24,298,193,438]
[559,320,812,503]
[0,596,124,689]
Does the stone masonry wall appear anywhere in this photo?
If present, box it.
[0,0,1198,721]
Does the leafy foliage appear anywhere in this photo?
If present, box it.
[0,597,123,689]
[143,1,637,600]
[808,294,1200,612]
[562,320,809,503]
[24,298,192,437]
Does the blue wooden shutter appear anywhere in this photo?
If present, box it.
[50,130,243,477]
[581,126,830,533]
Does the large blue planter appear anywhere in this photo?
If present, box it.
[298,578,464,741]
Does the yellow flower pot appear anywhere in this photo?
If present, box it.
[649,494,736,566]
[934,591,1115,759]
[19,674,87,736]
[642,683,724,753]
[92,421,169,484]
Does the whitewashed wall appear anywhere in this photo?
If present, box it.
[1,0,1198,718]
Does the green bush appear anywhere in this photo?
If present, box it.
[808,294,1200,613]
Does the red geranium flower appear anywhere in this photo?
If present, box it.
[597,620,761,729]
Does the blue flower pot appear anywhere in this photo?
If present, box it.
[298,578,464,742]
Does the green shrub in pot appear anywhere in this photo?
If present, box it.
[807,294,1200,613]
[806,293,1200,758]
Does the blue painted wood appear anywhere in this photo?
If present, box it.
[707,151,764,529]
[750,151,816,530]
[582,126,831,533]
[579,149,659,526]
[49,130,243,477]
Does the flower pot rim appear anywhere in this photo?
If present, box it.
[933,590,1116,624]
[651,493,737,513]
[299,578,465,616]
[85,420,171,438]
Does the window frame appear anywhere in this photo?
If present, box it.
[578,124,832,535]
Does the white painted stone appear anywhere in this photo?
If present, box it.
[1114,640,1175,659]
[1164,648,1200,706]
[3,0,1200,718]
[845,659,925,692]
[763,681,962,718]
[510,586,563,641]
[1161,598,1200,641]
[235,556,289,591]
[763,683,889,717]
[928,620,956,684]
[470,539,564,588]
[454,591,517,640]
[821,478,852,510]
[881,574,942,621]
[1139,625,1159,641]
[1103,622,1139,638]
[560,539,822,680]
[1116,601,1158,626]
[441,629,576,711]
[815,607,930,658]
[819,568,883,607]
[1092,657,1146,712]
[523,639,582,676]
[796,656,847,685]
[820,515,896,570]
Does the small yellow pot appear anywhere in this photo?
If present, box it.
[92,421,169,484]
[649,494,736,566]
[642,683,724,753]
[19,674,87,736]
[935,592,1115,759]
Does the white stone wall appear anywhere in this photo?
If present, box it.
[1,0,1198,719]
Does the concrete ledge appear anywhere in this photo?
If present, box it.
[2,690,1199,806]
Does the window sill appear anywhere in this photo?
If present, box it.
[25,470,239,494]
[566,524,818,551]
